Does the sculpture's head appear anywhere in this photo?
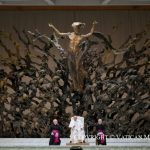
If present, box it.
[71,22,85,34]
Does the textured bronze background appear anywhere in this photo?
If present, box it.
[0,10,150,137]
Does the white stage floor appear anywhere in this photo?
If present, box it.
[0,138,149,147]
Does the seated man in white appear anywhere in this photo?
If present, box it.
[69,116,85,143]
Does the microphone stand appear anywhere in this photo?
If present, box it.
[86,124,89,143]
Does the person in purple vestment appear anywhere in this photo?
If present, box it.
[96,119,106,145]
[49,119,62,145]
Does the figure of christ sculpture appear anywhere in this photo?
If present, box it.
[48,21,98,91]
[69,116,85,144]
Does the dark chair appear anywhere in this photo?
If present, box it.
[70,146,83,150]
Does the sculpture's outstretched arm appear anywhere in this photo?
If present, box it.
[48,23,70,36]
[82,21,98,38]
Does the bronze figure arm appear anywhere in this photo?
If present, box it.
[82,21,98,38]
[48,23,70,36]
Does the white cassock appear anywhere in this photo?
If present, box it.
[69,116,85,143]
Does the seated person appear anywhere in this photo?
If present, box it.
[96,119,106,145]
[69,116,85,144]
[49,119,62,145]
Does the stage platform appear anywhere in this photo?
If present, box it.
[0,138,149,150]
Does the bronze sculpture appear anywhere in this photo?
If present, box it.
[48,21,98,91]
[0,22,149,138]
